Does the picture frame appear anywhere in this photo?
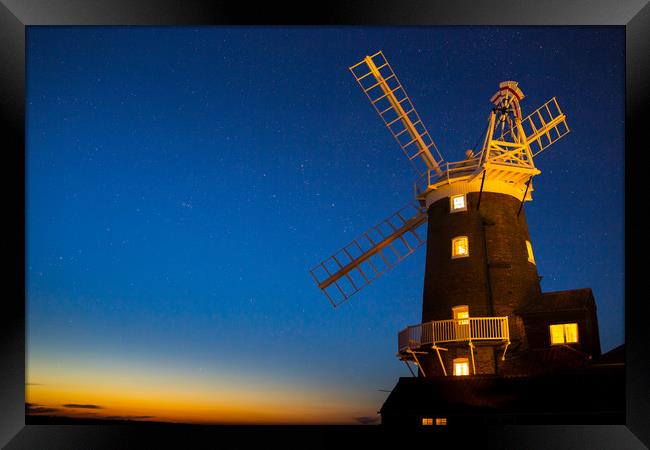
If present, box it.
[1,0,647,447]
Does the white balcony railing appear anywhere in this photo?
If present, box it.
[414,157,482,195]
[398,316,510,353]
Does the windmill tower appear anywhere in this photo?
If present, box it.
[309,51,574,378]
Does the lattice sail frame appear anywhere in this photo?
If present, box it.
[505,97,570,157]
[349,51,444,177]
[309,204,427,307]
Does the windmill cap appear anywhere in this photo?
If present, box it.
[490,81,525,105]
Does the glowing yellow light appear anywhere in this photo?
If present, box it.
[422,418,433,425]
[564,323,579,343]
[453,358,469,376]
[453,305,469,325]
[452,236,469,258]
[550,324,565,344]
[451,194,466,212]
[526,240,535,264]
[436,417,447,426]
[550,323,579,344]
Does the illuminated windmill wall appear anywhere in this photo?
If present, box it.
[309,51,599,379]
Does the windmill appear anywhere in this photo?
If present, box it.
[309,51,570,377]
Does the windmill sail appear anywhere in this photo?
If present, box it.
[497,97,570,157]
[349,51,444,177]
[310,204,427,307]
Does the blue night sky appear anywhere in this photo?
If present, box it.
[26,26,624,424]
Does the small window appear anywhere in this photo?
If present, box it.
[549,323,579,345]
[526,240,535,264]
[453,358,470,376]
[450,194,467,212]
[453,305,469,325]
[452,236,469,259]
[422,418,433,426]
[436,418,447,426]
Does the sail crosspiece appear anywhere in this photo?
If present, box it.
[309,204,427,307]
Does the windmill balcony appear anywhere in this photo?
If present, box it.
[397,316,510,354]
[414,157,482,195]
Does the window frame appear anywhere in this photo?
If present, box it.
[451,236,469,259]
[450,194,467,213]
[526,240,535,264]
[453,357,470,376]
[452,305,469,325]
[549,323,579,345]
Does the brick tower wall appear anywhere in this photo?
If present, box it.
[418,191,542,375]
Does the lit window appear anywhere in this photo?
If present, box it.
[422,418,433,425]
[526,240,535,264]
[452,236,469,258]
[564,323,579,343]
[436,418,447,426]
[453,358,469,376]
[453,305,469,325]
[549,323,579,345]
[450,194,467,212]
[550,324,564,344]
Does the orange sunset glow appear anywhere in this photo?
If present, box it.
[27,360,377,425]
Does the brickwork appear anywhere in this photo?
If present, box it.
[419,191,542,375]
[420,344,498,377]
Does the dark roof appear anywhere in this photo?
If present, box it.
[380,364,624,421]
[597,344,625,364]
[516,288,595,315]
[499,345,593,375]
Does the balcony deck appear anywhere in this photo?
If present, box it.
[398,316,510,354]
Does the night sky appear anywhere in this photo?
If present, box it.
[26,26,624,424]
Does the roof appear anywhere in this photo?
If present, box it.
[380,363,624,420]
[597,344,625,364]
[516,288,595,315]
[499,345,593,375]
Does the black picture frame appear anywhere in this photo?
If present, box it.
[2,1,647,448]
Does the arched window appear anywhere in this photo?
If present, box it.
[452,236,469,259]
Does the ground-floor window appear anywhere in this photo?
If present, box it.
[453,357,470,376]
